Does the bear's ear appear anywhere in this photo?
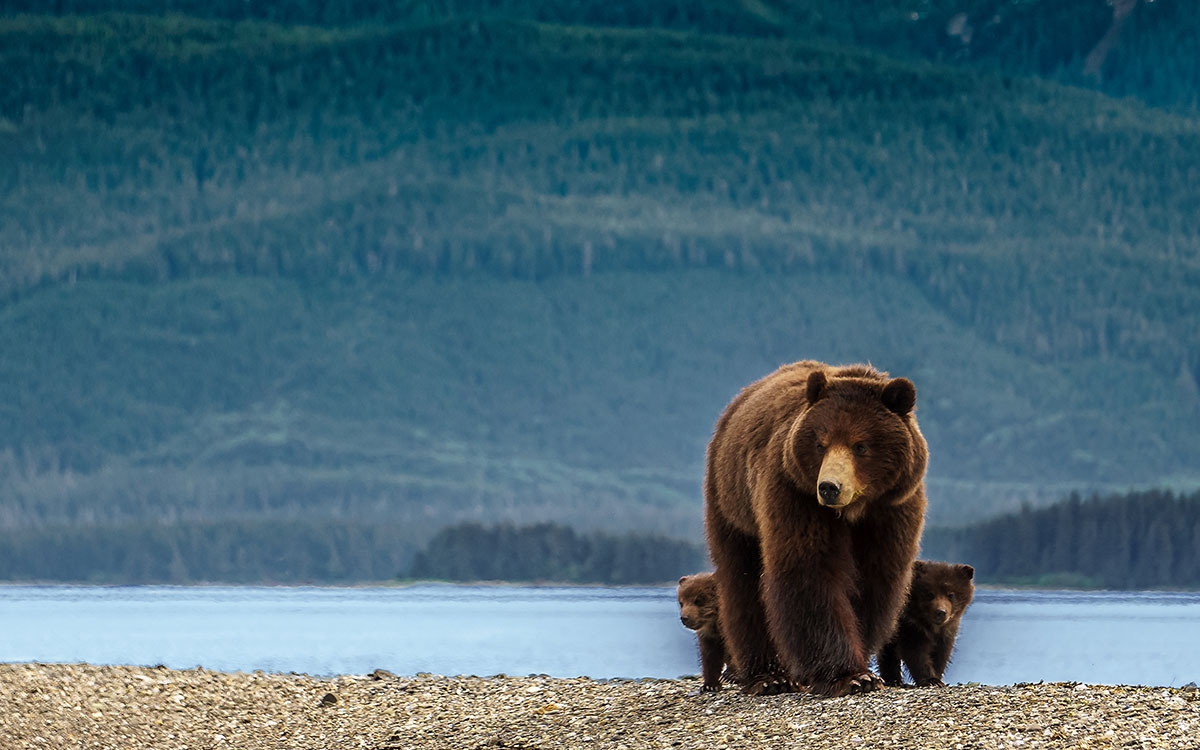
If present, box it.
[806,371,827,405]
[881,377,916,415]
[679,575,689,585]
[912,560,927,575]
[957,564,975,581]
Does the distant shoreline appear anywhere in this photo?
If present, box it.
[3,663,1198,749]
[3,580,1200,592]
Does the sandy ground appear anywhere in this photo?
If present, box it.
[2,663,1198,749]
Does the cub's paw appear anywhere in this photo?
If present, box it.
[699,682,722,694]
[810,672,882,698]
[915,677,946,689]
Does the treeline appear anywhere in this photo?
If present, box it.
[0,518,707,585]
[409,522,708,584]
[0,519,413,583]
[925,489,1200,589]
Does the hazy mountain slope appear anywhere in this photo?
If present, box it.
[3,14,1197,364]
[3,0,1194,111]
[1,8,1198,552]
[4,269,1196,541]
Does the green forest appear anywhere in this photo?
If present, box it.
[3,489,1197,589]
[924,488,1200,589]
[1,0,1198,584]
[408,522,707,585]
[0,518,704,584]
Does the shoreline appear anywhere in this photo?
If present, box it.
[3,664,1198,749]
[3,580,1200,593]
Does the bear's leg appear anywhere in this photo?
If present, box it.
[758,509,875,697]
[927,630,957,686]
[849,500,925,655]
[876,642,904,687]
[902,643,944,688]
[706,516,779,691]
[698,633,725,692]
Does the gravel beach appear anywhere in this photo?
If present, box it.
[2,663,1198,749]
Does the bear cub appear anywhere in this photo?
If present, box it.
[878,560,975,688]
[677,572,727,692]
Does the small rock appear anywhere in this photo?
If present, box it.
[319,692,338,707]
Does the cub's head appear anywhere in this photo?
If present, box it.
[906,560,975,630]
[677,572,719,632]
[786,368,927,521]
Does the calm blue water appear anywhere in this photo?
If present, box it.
[1,585,1198,687]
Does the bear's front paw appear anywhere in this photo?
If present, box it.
[741,675,797,696]
[810,672,882,698]
[699,682,721,693]
[915,677,946,689]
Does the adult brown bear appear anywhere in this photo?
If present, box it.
[704,361,928,697]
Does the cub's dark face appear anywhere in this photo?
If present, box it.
[906,561,975,629]
[677,573,719,632]
[787,372,920,521]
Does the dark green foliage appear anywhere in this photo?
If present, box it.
[0,1,1198,586]
[0,0,784,36]
[0,519,413,583]
[409,522,708,584]
[3,1,1194,110]
[924,489,1200,589]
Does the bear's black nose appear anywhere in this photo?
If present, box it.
[818,481,841,504]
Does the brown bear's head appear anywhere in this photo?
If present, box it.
[905,560,975,630]
[784,368,927,522]
[677,572,719,633]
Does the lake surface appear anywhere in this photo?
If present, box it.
[2,585,1198,687]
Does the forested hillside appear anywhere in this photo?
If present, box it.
[925,488,1200,589]
[1,1,1198,582]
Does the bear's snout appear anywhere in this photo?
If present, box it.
[816,445,861,507]
[931,596,952,624]
[818,481,841,503]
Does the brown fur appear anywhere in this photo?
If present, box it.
[677,572,727,692]
[878,560,975,688]
[703,360,928,697]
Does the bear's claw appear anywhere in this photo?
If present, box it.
[810,672,883,698]
[741,675,799,696]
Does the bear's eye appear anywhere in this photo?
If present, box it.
[946,593,956,602]
[694,595,707,605]
[852,442,869,456]
[813,435,827,453]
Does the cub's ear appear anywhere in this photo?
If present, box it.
[957,564,975,581]
[679,575,689,585]
[912,560,927,575]
[806,371,827,405]
[881,377,916,415]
